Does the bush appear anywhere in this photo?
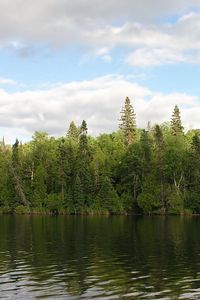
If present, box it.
[14,205,30,214]
[46,193,63,213]
[0,206,11,214]
[168,188,184,214]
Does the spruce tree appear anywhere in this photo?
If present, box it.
[97,175,121,213]
[12,138,19,167]
[119,97,136,146]
[67,121,79,142]
[77,120,93,207]
[80,120,87,135]
[170,105,184,136]
[78,120,89,158]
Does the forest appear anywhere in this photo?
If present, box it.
[0,97,200,215]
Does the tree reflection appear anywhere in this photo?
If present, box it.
[0,216,200,299]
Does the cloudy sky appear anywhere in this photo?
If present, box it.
[1,0,200,143]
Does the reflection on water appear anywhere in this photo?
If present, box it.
[0,216,200,299]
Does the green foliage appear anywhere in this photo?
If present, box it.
[32,164,47,208]
[46,193,63,213]
[137,193,157,214]
[120,192,135,212]
[0,149,13,208]
[170,105,184,136]
[137,175,162,214]
[117,143,143,205]
[67,121,79,142]
[167,188,184,214]
[119,97,136,146]
[0,103,199,215]
[73,174,84,213]
[185,191,200,213]
[96,176,123,213]
[14,205,30,214]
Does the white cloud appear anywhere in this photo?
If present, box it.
[0,0,199,41]
[0,1,200,68]
[102,55,112,62]
[87,12,200,66]
[94,47,112,63]
[0,75,198,143]
[0,77,17,85]
[95,48,110,56]
[126,48,186,67]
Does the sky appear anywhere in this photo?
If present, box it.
[1,0,200,143]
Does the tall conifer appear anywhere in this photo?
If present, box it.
[67,121,79,142]
[170,105,184,135]
[119,97,136,145]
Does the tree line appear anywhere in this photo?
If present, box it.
[0,97,200,214]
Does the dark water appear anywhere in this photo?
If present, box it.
[0,216,200,299]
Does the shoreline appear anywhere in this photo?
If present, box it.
[0,211,197,216]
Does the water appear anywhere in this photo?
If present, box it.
[0,216,200,299]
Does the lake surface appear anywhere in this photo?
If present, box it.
[0,216,200,299]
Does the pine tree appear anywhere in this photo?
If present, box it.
[67,121,79,142]
[119,97,136,146]
[170,105,184,136]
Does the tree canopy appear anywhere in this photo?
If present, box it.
[0,100,198,215]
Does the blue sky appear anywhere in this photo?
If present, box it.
[0,0,200,142]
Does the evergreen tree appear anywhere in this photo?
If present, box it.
[153,125,166,210]
[185,133,200,212]
[0,148,14,210]
[96,175,122,213]
[170,105,184,136]
[10,139,30,207]
[1,100,200,215]
[67,121,79,142]
[191,133,200,153]
[119,97,136,146]
[57,138,76,208]
[57,138,68,202]
[80,120,87,135]
[76,120,94,207]
[32,164,47,208]
[12,138,19,167]
[118,144,143,208]
[140,129,152,176]
[73,174,84,213]
[78,120,90,160]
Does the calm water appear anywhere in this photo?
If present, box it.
[0,216,200,299]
